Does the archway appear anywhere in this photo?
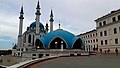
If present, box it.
[49,37,67,49]
[72,38,82,49]
[28,34,31,43]
[35,39,44,49]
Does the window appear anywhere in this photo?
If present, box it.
[99,22,102,26]
[101,40,103,45]
[105,40,107,45]
[28,34,31,43]
[114,28,117,34]
[119,27,120,33]
[96,39,98,42]
[90,35,92,37]
[93,34,94,37]
[91,40,92,43]
[93,39,95,42]
[88,35,89,38]
[115,38,118,44]
[32,54,36,56]
[103,21,106,25]
[112,17,116,22]
[100,32,103,37]
[104,30,107,36]
[118,15,120,20]
[96,33,97,36]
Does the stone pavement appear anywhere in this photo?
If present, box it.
[0,55,22,67]
[28,54,120,68]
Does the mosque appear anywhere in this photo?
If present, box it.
[12,1,86,61]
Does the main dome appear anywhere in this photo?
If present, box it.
[30,22,44,29]
[35,29,83,49]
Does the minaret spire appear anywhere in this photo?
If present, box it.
[19,6,24,35]
[18,6,24,47]
[59,20,61,29]
[35,0,41,35]
[49,9,54,32]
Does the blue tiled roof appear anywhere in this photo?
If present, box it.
[37,29,80,48]
[30,21,44,29]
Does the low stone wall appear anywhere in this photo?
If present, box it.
[7,56,59,68]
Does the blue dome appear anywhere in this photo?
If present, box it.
[37,29,81,49]
[30,22,44,29]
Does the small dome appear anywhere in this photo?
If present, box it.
[30,22,44,30]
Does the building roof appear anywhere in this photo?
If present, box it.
[95,9,120,22]
[37,29,80,48]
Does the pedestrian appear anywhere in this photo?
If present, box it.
[107,49,110,52]
[100,49,102,53]
[105,48,107,54]
[115,48,118,55]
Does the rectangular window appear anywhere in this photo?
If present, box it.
[93,34,95,37]
[99,22,102,26]
[118,15,120,20]
[32,54,36,56]
[112,17,116,22]
[119,27,120,33]
[114,28,117,34]
[96,39,98,42]
[104,30,107,36]
[115,38,118,44]
[100,32,103,37]
[101,40,103,45]
[96,33,97,36]
[103,21,106,25]
[105,40,107,45]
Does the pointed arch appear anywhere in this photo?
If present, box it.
[35,39,44,49]
[49,36,67,49]
[28,34,31,43]
[72,38,83,49]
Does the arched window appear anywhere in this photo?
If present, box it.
[72,38,83,49]
[49,37,67,49]
[35,39,44,49]
[33,35,34,45]
[28,34,31,43]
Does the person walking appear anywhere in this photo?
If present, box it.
[115,48,118,55]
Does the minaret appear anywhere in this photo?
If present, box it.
[35,1,41,35]
[18,6,24,47]
[49,10,54,32]
[19,6,24,36]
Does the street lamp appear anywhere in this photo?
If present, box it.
[55,42,58,49]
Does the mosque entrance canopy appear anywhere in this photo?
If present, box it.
[35,39,44,49]
[49,37,67,49]
[72,38,83,49]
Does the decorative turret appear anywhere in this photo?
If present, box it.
[45,23,49,33]
[49,10,54,32]
[19,6,24,36]
[35,0,41,35]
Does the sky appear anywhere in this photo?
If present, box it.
[0,0,120,50]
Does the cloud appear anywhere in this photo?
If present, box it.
[0,0,120,49]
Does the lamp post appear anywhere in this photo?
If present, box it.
[61,41,63,51]
[55,42,58,49]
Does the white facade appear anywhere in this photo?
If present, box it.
[12,1,53,56]
[78,29,98,49]
[95,10,120,47]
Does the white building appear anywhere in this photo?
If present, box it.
[78,29,98,51]
[95,9,120,50]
